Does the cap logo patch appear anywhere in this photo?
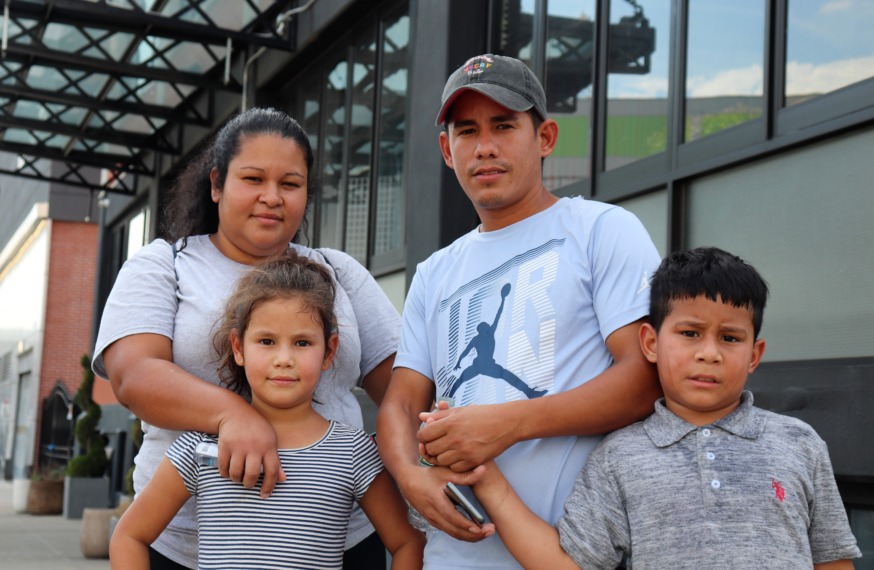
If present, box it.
[463,55,493,76]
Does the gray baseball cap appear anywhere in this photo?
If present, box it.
[435,54,548,126]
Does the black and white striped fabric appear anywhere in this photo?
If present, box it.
[167,422,383,569]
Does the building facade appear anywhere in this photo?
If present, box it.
[1,0,868,560]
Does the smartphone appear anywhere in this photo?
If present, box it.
[445,482,485,527]
[195,442,219,466]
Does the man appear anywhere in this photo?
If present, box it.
[377,54,662,569]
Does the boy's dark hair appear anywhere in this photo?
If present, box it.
[649,247,769,338]
[161,107,318,247]
[212,250,337,400]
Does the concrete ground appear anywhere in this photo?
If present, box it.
[0,479,111,570]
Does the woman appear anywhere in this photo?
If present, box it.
[93,108,401,570]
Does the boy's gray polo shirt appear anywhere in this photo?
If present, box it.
[556,392,861,569]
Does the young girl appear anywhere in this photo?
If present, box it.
[110,252,424,569]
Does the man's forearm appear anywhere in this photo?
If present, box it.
[511,356,660,441]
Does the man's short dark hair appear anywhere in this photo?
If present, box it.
[649,247,769,338]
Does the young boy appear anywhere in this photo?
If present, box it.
[464,247,861,569]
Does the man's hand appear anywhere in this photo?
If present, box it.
[399,464,494,541]
[217,405,286,498]
[418,403,518,472]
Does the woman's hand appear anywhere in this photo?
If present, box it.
[217,405,286,497]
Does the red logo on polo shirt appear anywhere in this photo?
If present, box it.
[771,479,785,502]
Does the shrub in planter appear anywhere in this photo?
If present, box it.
[66,355,108,479]
[64,354,110,519]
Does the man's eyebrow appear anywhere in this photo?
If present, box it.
[451,113,522,129]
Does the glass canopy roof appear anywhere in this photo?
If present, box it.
[0,0,296,195]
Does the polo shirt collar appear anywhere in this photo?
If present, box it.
[644,391,764,447]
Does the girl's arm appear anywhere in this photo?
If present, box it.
[109,458,192,570]
[358,470,426,570]
[469,462,581,570]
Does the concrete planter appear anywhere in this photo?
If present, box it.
[63,476,110,519]
[80,507,114,559]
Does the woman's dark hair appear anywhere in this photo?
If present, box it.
[213,250,337,400]
[161,107,318,246]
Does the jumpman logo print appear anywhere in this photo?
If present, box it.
[637,271,651,294]
[448,283,547,399]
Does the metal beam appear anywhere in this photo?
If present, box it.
[0,115,177,154]
[0,83,209,126]
[2,43,236,90]
[7,0,293,50]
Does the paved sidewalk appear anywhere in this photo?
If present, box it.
[0,479,111,570]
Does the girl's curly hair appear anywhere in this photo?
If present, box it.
[212,250,337,399]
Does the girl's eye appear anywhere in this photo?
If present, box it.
[295,340,312,347]
[258,338,274,346]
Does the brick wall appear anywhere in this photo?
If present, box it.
[35,220,101,465]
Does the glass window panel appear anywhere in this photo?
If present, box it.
[290,76,321,246]
[373,11,409,258]
[686,128,874,361]
[498,0,536,69]
[319,56,348,251]
[343,32,377,266]
[605,0,669,171]
[785,1,874,107]
[126,208,150,260]
[685,1,763,143]
[544,0,597,189]
[41,24,89,53]
[617,189,667,258]
[26,65,72,91]
[163,41,217,73]
[12,100,49,121]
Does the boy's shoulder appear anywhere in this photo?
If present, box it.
[749,405,829,454]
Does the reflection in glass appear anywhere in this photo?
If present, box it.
[497,0,536,70]
[295,78,321,246]
[374,12,410,258]
[685,2,763,142]
[605,0,665,171]
[319,56,348,251]
[343,32,377,265]
[544,1,596,189]
[785,1,874,107]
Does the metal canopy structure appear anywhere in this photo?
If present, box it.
[0,0,297,195]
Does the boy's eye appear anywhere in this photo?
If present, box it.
[680,330,698,338]
[721,335,740,343]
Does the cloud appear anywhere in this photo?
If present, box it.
[683,55,873,99]
[820,0,854,14]
[786,54,874,95]
[687,64,763,97]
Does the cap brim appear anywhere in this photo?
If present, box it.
[435,84,535,126]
